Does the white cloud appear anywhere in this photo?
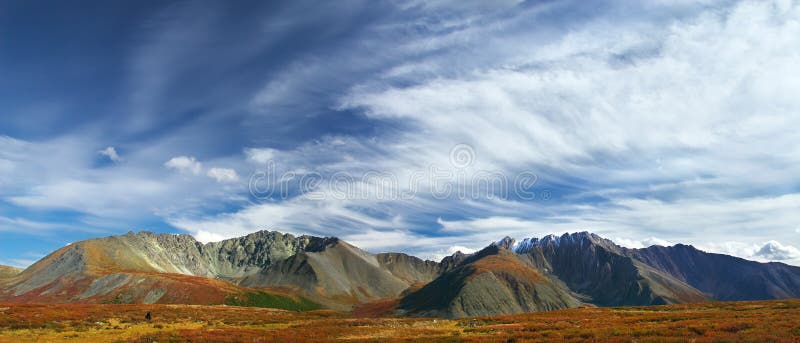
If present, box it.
[0,134,248,229]
[437,216,538,233]
[270,0,794,264]
[345,2,800,187]
[0,252,43,268]
[167,189,494,258]
[9,179,169,217]
[753,241,800,261]
[641,237,673,247]
[427,245,477,262]
[245,148,278,163]
[7,0,800,270]
[193,230,227,244]
[697,240,800,266]
[613,237,671,249]
[0,259,37,269]
[0,216,62,233]
[337,1,800,218]
[168,195,400,242]
[206,167,239,183]
[98,146,121,162]
[164,156,202,175]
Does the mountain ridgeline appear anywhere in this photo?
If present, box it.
[1,231,799,318]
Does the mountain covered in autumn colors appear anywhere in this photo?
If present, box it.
[2,230,799,318]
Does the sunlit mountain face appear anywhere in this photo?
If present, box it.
[2,0,800,270]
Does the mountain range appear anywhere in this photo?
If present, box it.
[1,230,799,318]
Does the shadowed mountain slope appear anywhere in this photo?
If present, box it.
[628,244,800,300]
[508,232,709,307]
[399,245,583,318]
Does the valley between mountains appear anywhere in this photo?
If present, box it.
[1,230,800,318]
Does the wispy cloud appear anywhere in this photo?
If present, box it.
[161,0,800,265]
[98,146,121,162]
[2,0,799,266]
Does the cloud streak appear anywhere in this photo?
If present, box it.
[2,0,799,266]
[164,0,800,264]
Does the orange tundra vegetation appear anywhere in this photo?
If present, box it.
[470,254,546,282]
[1,299,800,342]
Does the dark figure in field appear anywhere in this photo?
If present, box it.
[145,311,151,322]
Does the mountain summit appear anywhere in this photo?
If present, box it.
[2,230,799,318]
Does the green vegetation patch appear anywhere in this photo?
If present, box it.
[225,291,322,311]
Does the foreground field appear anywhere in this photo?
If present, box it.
[1,299,799,342]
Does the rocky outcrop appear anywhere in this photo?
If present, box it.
[201,231,328,279]
[439,251,468,272]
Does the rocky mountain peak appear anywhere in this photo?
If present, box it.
[123,230,195,240]
[235,229,295,242]
[509,231,620,254]
[495,236,515,250]
[439,250,468,271]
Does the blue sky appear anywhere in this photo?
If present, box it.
[2,0,800,267]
